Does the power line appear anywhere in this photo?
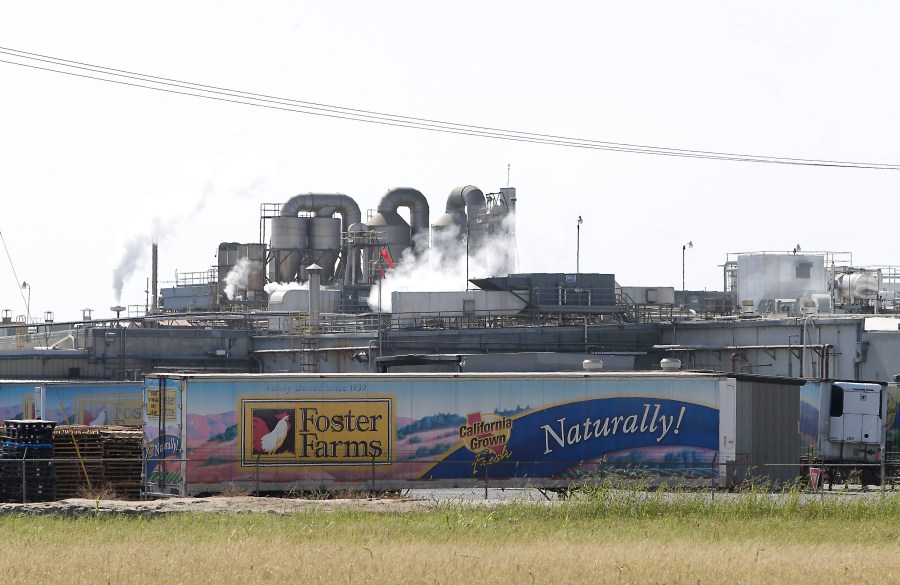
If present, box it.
[0,231,28,316]
[1,46,898,170]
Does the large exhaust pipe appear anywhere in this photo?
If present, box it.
[445,185,485,230]
[280,193,362,225]
[376,187,430,246]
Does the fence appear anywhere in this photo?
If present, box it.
[0,424,143,503]
[140,455,896,498]
[0,452,892,504]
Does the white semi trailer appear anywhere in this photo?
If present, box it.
[142,371,805,497]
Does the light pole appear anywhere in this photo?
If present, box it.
[20,281,30,322]
[681,241,692,308]
[576,216,583,274]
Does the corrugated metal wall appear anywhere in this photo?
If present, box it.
[0,357,94,378]
[734,378,801,485]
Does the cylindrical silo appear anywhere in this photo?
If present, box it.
[277,193,362,285]
[269,216,308,283]
[307,217,341,282]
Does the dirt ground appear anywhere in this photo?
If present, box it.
[0,494,509,516]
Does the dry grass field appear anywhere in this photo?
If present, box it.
[0,488,898,584]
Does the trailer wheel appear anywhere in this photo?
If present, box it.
[859,466,881,488]
[825,466,838,491]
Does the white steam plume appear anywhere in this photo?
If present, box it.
[223,257,252,300]
[111,233,154,303]
[264,280,309,297]
[110,174,266,303]
[367,214,517,313]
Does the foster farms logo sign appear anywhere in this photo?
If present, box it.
[240,397,393,467]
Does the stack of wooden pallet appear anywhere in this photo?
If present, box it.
[100,427,144,499]
[52,425,143,500]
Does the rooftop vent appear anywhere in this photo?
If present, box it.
[660,358,682,371]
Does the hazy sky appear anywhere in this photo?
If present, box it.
[1,2,898,321]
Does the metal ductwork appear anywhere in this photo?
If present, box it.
[376,188,430,241]
[280,193,362,225]
[446,185,485,228]
[433,185,486,241]
[271,193,362,284]
[367,188,430,263]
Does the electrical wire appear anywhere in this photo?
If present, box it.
[0,231,28,316]
[1,46,898,170]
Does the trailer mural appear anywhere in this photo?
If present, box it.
[0,381,142,426]
[143,376,184,494]
[145,374,727,494]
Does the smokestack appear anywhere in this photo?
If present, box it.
[151,243,158,313]
[307,263,322,328]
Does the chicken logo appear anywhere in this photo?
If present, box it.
[87,408,107,426]
[252,411,293,455]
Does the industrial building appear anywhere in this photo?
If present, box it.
[2,184,900,385]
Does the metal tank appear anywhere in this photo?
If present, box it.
[272,193,362,285]
[835,270,880,301]
[268,216,308,283]
[430,211,459,241]
[307,217,341,282]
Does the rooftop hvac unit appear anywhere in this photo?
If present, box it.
[582,359,604,371]
[660,358,681,371]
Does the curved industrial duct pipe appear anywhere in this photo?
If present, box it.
[280,193,362,226]
[445,185,485,229]
[376,187,430,242]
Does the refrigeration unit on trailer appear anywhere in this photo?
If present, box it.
[800,380,888,484]
[142,372,802,497]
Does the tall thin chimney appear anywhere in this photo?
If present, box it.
[151,242,158,313]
